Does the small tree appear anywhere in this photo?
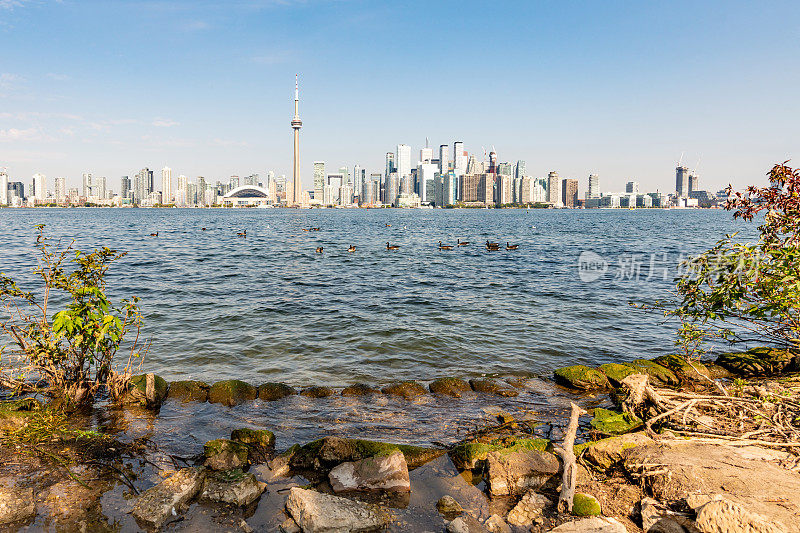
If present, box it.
[0,225,146,409]
[653,163,800,353]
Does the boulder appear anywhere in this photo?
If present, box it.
[124,373,169,407]
[341,383,380,396]
[0,486,35,525]
[716,348,797,376]
[553,365,610,390]
[429,377,472,397]
[204,439,249,470]
[448,513,490,533]
[130,467,206,530]
[572,493,601,516]
[280,517,302,533]
[231,428,275,464]
[579,432,653,471]
[381,380,427,399]
[450,438,552,470]
[547,517,627,533]
[624,360,680,387]
[651,355,711,381]
[468,378,519,397]
[485,448,560,497]
[436,495,464,517]
[688,494,784,533]
[599,363,638,386]
[167,380,210,402]
[208,380,257,406]
[589,408,643,436]
[641,497,693,533]
[257,382,297,401]
[506,490,551,526]
[200,469,266,506]
[299,386,336,398]
[285,487,393,533]
[485,515,512,533]
[329,449,410,493]
[289,436,443,472]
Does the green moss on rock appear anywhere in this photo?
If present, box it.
[716,348,798,376]
[429,377,472,397]
[554,365,610,391]
[381,381,427,399]
[125,374,169,406]
[208,380,257,407]
[652,355,710,381]
[167,380,210,402]
[468,378,519,397]
[289,436,444,471]
[590,408,643,435]
[626,359,680,387]
[572,493,601,516]
[257,382,297,401]
[341,383,380,396]
[299,386,335,398]
[204,438,249,470]
[599,363,638,386]
[231,428,275,448]
[450,437,552,470]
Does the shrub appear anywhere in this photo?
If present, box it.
[0,225,146,409]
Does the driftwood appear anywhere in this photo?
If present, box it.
[555,402,586,513]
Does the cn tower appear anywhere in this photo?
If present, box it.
[290,74,303,206]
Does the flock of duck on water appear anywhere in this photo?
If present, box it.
[149,225,519,254]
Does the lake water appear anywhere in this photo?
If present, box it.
[0,207,756,386]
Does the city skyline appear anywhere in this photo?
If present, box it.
[2,1,798,192]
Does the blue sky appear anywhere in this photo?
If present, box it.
[1,0,798,194]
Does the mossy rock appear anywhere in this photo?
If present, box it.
[299,386,335,398]
[577,432,653,470]
[590,408,643,435]
[208,380,257,407]
[626,360,680,387]
[572,493,601,516]
[257,382,297,401]
[204,438,249,470]
[289,436,443,472]
[468,378,519,397]
[167,380,210,402]
[652,355,710,381]
[450,437,552,470]
[381,381,427,399]
[599,363,638,386]
[125,374,169,406]
[716,348,798,376]
[553,365,610,391]
[705,362,735,379]
[429,377,472,397]
[341,383,380,396]
[395,444,447,468]
[231,428,275,464]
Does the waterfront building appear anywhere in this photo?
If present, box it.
[339,166,351,188]
[68,188,79,205]
[587,174,599,199]
[626,181,639,194]
[221,185,272,207]
[0,170,8,205]
[32,173,46,202]
[313,161,325,202]
[689,173,699,196]
[439,144,449,175]
[290,75,303,206]
[514,160,526,180]
[396,144,411,182]
[362,178,375,206]
[94,176,107,200]
[519,176,533,204]
[488,151,498,174]
[396,192,421,208]
[676,165,689,198]
[636,194,653,208]
[352,164,362,196]
[496,174,514,205]
[562,178,578,207]
[322,184,336,206]
[385,152,395,180]
[420,145,433,164]
[497,162,513,177]
[134,168,153,204]
[533,178,548,203]
[416,163,437,203]
[53,177,66,203]
[120,176,131,199]
[229,176,240,189]
[8,182,24,202]
[386,172,399,206]
[162,166,172,203]
[197,177,207,207]
[453,142,467,176]
[82,172,92,198]
[547,171,560,205]
[339,184,353,206]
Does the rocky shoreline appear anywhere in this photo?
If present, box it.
[0,347,799,532]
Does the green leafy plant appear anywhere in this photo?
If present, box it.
[0,225,146,409]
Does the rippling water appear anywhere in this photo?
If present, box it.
[0,208,756,386]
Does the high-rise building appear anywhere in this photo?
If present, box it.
[689,173,699,196]
[514,160,526,180]
[386,172,399,206]
[82,172,92,198]
[453,142,467,176]
[676,166,689,198]
[562,179,578,207]
[313,162,325,202]
[0,169,8,205]
[420,144,433,164]
[120,176,131,199]
[134,168,153,204]
[197,177,207,206]
[439,144,450,175]
[496,175,514,205]
[162,166,172,203]
[547,171,560,205]
[396,144,411,181]
[339,166,351,188]
[352,164,362,196]
[497,162,512,176]
[32,173,46,201]
[95,176,107,200]
[625,181,639,194]
[8,182,24,201]
[290,75,303,206]
[587,174,599,199]
[416,163,437,203]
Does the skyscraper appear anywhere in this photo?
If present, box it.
[515,160,526,180]
[120,176,131,199]
[82,172,92,198]
[439,144,449,175]
[420,142,433,164]
[54,176,66,202]
[587,174,599,199]
[353,164,362,196]
[562,179,578,207]
[0,169,8,206]
[162,166,172,203]
[313,162,325,202]
[688,173,699,196]
[32,173,46,201]
[95,176,107,199]
[676,166,689,198]
[547,171,560,205]
[396,144,411,182]
[625,181,639,194]
[290,75,303,206]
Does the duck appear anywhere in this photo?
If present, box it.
[315,247,324,253]
[347,245,356,253]
[385,224,392,227]
[506,242,519,250]
[201,227,207,231]
[312,227,321,231]
[237,230,247,237]
[438,241,453,251]
[457,239,469,246]
[386,242,399,250]
[301,228,309,232]
[149,232,158,237]
[486,240,500,251]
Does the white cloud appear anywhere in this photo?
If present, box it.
[0,127,40,141]
[152,118,180,127]
[0,73,23,88]
[0,0,27,10]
